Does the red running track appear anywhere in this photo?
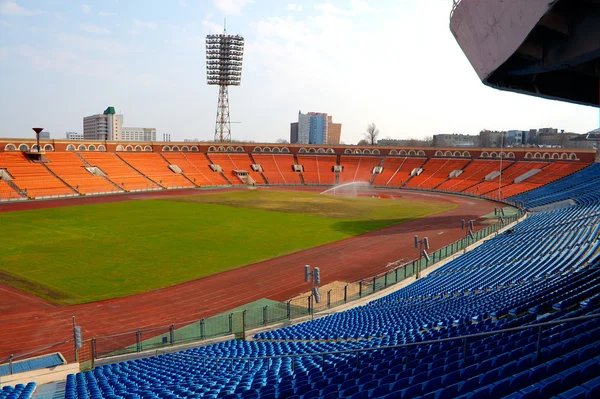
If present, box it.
[0,188,500,361]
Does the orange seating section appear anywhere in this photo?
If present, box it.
[118,153,194,189]
[44,152,118,194]
[0,153,74,198]
[339,156,382,184]
[405,158,470,189]
[80,152,159,191]
[0,180,22,200]
[178,153,230,185]
[207,153,264,185]
[372,157,427,187]
[160,153,220,186]
[491,161,588,199]
[436,160,514,193]
[252,154,301,185]
[1,149,593,201]
[296,155,337,185]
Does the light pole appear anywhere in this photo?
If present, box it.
[304,265,321,320]
[462,219,476,248]
[32,128,43,152]
[414,235,430,279]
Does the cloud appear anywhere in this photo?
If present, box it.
[202,19,223,34]
[315,0,370,16]
[98,11,114,17]
[81,4,91,14]
[81,23,110,34]
[179,0,187,8]
[133,19,158,30]
[213,0,253,15]
[0,1,42,16]
[287,4,302,12]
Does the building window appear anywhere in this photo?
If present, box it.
[4,144,17,151]
[88,145,96,151]
[18,144,30,151]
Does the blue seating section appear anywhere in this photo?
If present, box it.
[64,183,600,399]
[509,163,600,208]
[0,383,36,399]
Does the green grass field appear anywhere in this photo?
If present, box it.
[0,190,456,305]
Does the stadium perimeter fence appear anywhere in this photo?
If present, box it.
[77,209,524,366]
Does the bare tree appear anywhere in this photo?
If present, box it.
[364,123,380,145]
[275,138,289,144]
[357,139,370,146]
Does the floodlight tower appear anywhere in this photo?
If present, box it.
[206,27,244,142]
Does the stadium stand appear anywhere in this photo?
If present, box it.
[0,152,75,198]
[252,154,301,185]
[0,383,36,399]
[206,153,265,185]
[296,155,337,185]
[436,160,514,193]
[117,153,195,189]
[0,180,23,200]
[44,152,119,195]
[79,152,161,192]
[509,163,600,208]
[63,177,600,399]
[372,157,427,187]
[338,156,383,184]
[405,158,471,189]
[177,153,231,186]
[160,152,221,186]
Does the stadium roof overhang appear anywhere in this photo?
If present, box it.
[451,0,600,108]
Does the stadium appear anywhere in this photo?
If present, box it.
[1,0,600,399]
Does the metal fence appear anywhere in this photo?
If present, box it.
[86,209,524,362]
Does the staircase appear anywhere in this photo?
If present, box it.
[369,157,386,185]
[3,179,28,198]
[114,153,164,188]
[247,153,268,184]
[335,154,341,185]
[74,152,91,166]
[204,153,232,185]
[293,154,306,185]
[158,153,197,187]
[41,163,80,195]
[181,153,214,185]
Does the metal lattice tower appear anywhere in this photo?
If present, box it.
[206,30,244,142]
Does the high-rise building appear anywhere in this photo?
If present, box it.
[66,132,83,140]
[291,111,341,145]
[290,122,298,144]
[83,107,123,141]
[39,131,50,140]
[163,133,171,142]
[122,127,156,142]
[83,107,156,141]
[327,116,341,145]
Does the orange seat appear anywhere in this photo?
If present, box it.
[80,152,160,191]
[207,153,265,185]
[339,156,382,184]
[0,152,75,198]
[44,152,119,195]
[296,155,337,185]
[252,154,301,185]
[118,152,194,189]
[405,158,470,189]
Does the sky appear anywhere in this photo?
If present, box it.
[0,0,598,144]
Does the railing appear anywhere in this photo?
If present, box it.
[84,209,524,361]
[157,313,600,370]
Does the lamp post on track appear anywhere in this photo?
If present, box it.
[304,265,322,321]
[414,236,430,279]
